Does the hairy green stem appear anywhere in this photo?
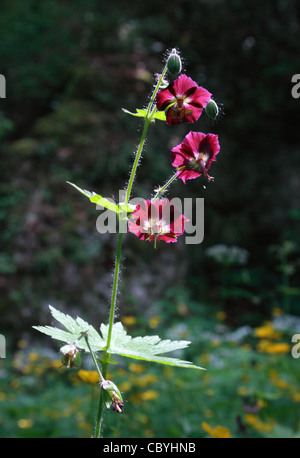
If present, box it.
[84,334,105,383]
[152,172,178,202]
[94,62,168,438]
[83,334,107,438]
[106,64,168,351]
[94,362,107,438]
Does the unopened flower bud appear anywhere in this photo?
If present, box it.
[60,344,80,368]
[167,49,182,79]
[205,99,219,120]
[100,380,124,413]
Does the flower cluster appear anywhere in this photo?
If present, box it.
[128,49,221,246]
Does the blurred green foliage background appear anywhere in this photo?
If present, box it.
[0,0,300,438]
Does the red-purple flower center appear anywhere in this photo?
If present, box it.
[156,74,212,125]
[128,199,188,245]
[170,95,194,120]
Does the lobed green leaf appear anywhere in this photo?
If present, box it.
[67,181,134,214]
[33,306,204,370]
[122,107,166,122]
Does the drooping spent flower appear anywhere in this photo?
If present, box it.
[101,380,124,414]
[170,131,220,183]
[60,344,80,368]
[156,74,211,125]
[128,199,189,246]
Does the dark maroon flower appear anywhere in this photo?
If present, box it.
[171,131,220,183]
[156,74,212,125]
[128,199,188,245]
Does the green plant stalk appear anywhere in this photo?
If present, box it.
[94,361,108,438]
[84,334,105,383]
[152,172,178,202]
[93,63,168,438]
[105,63,168,352]
[84,334,107,438]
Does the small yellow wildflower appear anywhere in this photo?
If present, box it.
[254,322,281,340]
[77,370,99,384]
[269,369,290,389]
[28,352,39,362]
[149,315,161,329]
[273,378,290,389]
[140,390,159,401]
[257,399,267,409]
[129,362,145,373]
[201,421,231,438]
[122,316,137,326]
[245,414,274,433]
[51,359,63,369]
[257,340,290,354]
[18,419,33,429]
[268,342,290,354]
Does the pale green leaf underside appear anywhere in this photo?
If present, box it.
[33,306,204,370]
[122,108,147,118]
[67,182,135,214]
[33,306,106,352]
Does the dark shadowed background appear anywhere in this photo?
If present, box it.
[0,0,300,438]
